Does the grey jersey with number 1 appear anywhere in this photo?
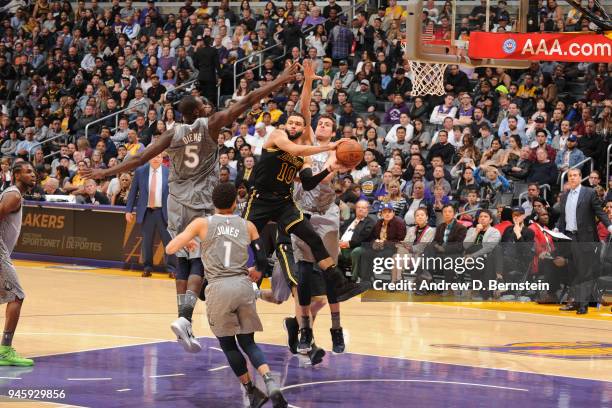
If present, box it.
[167,118,219,211]
[201,215,250,283]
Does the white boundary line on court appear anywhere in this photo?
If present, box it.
[20,332,170,342]
[279,378,529,392]
[149,373,184,378]
[0,376,21,380]
[208,365,229,372]
[67,377,112,381]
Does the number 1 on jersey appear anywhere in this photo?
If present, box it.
[223,241,232,267]
[184,145,199,168]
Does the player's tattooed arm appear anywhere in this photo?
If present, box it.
[83,128,175,179]
[207,62,301,142]
[166,217,209,255]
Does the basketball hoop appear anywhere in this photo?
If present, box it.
[407,60,448,96]
[401,39,448,96]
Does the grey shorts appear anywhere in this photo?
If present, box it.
[269,204,338,297]
[0,259,25,304]
[292,204,340,263]
[167,195,213,259]
[205,275,263,338]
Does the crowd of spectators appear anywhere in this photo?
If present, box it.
[0,0,610,300]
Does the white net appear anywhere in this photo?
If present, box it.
[408,61,448,96]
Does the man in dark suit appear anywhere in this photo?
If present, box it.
[556,168,612,314]
[235,155,256,190]
[126,154,177,278]
[428,204,468,286]
[338,200,376,279]
[193,36,219,107]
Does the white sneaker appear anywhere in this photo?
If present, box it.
[171,317,202,353]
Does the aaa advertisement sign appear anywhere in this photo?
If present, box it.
[468,32,612,63]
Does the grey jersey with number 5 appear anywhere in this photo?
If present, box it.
[201,215,250,283]
[167,118,219,211]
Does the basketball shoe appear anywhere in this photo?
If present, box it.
[308,343,326,365]
[297,327,313,354]
[283,317,299,354]
[171,317,202,353]
[330,328,345,353]
[0,346,34,366]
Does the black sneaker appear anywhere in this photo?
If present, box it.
[335,280,371,302]
[330,328,345,353]
[247,386,269,408]
[308,343,326,365]
[265,378,288,408]
[297,327,313,354]
[283,317,299,354]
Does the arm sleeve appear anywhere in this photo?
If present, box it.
[249,237,268,272]
[299,167,331,191]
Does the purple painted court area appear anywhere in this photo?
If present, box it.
[0,338,609,408]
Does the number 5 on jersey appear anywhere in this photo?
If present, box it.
[184,145,199,168]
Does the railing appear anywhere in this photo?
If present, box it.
[518,184,551,206]
[44,150,61,161]
[27,133,71,162]
[560,157,594,190]
[84,99,148,142]
[168,78,198,98]
[233,42,286,91]
[607,144,611,186]
[455,208,480,219]
[232,0,363,91]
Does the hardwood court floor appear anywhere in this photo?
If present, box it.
[0,260,610,407]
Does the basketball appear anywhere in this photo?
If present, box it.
[336,139,364,169]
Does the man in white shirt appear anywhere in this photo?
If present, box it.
[246,122,269,157]
[385,112,414,144]
[429,94,457,126]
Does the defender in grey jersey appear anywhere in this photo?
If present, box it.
[0,162,35,367]
[83,63,301,354]
[167,183,288,408]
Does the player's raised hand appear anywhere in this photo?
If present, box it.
[82,167,105,180]
[325,151,351,174]
[303,59,322,82]
[278,62,302,84]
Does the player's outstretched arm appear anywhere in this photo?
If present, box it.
[299,60,321,144]
[82,129,175,179]
[271,130,335,157]
[166,217,209,255]
[207,62,301,141]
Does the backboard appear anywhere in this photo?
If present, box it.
[403,0,532,69]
